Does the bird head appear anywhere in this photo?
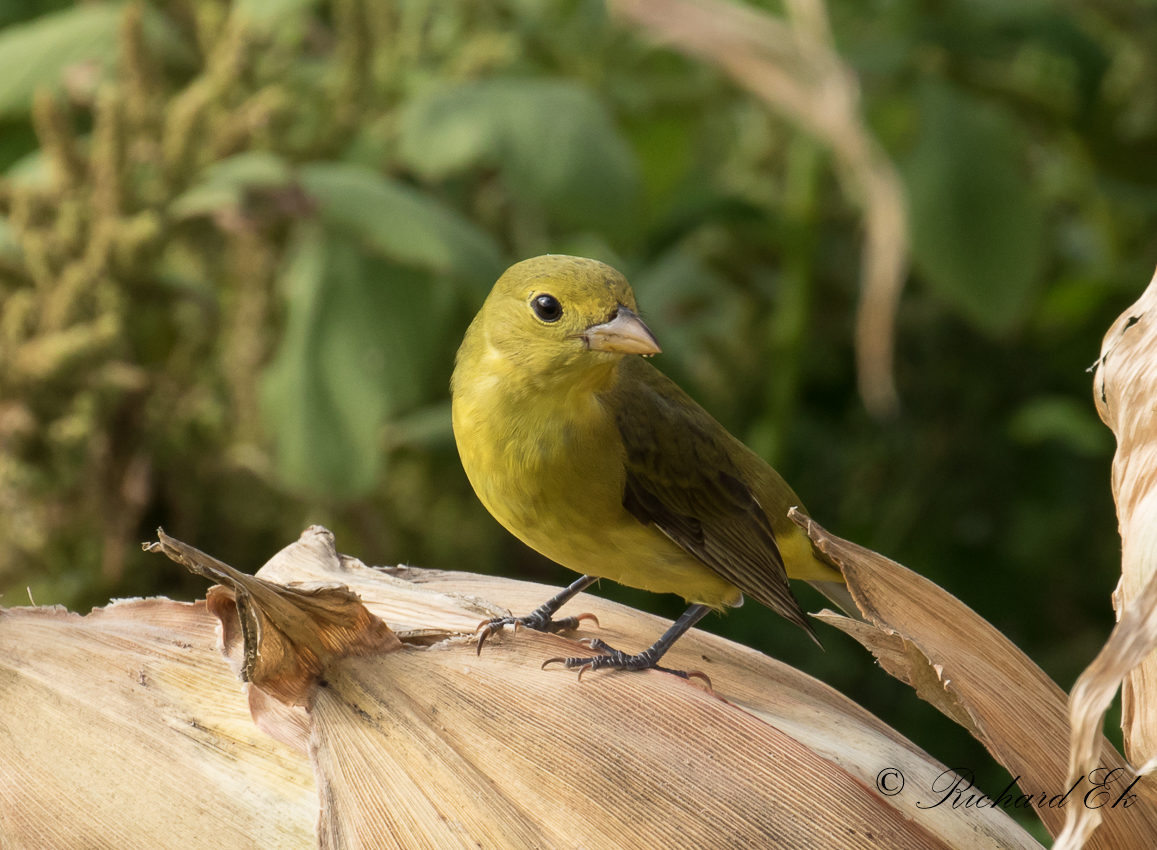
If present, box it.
[467,255,661,382]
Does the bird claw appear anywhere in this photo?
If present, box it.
[483,613,709,685]
[541,657,596,680]
[545,612,600,633]
[474,609,598,656]
[686,670,714,690]
[474,619,506,656]
[576,637,613,652]
[539,639,709,685]
[575,612,601,629]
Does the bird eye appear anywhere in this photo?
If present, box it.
[531,294,562,323]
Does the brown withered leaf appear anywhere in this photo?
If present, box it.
[254,524,503,637]
[146,527,400,705]
[0,599,316,849]
[793,511,1157,848]
[1055,271,1157,850]
[817,616,978,736]
[245,528,1042,850]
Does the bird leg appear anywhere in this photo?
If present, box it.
[475,574,601,655]
[542,603,712,683]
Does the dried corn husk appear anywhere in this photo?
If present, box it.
[1053,271,1157,850]
[1,525,1050,849]
[0,599,316,848]
[253,530,1043,849]
[800,513,1157,848]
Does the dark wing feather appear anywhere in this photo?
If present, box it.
[612,361,815,640]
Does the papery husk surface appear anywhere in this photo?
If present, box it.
[796,510,1157,849]
[1052,271,1157,850]
[1,521,1074,848]
[0,599,317,849]
[243,526,1043,849]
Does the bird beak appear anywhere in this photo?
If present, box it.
[581,306,662,355]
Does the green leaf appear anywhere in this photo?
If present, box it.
[0,216,21,263]
[0,120,38,172]
[384,401,454,451]
[204,150,295,187]
[299,161,503,285]
[904,82,1045,333]
[0,4,122,119]
[234,0,321,29]
[624,112,696,214]
[260,223,436,497]
[169,151,295,218]
[397,78,639,231]
[5,146,49,187]
[630,249,736,392]
[1008,395,1112,457]
[172,155,504,284]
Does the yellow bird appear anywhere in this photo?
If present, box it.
[451,255,845,677]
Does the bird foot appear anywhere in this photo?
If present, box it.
[542,638,712,687]
[475,610,599,656]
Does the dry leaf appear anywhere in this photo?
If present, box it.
[254,525,502,636]
[792,511,1157,848]
[5,521,1098,848]
[235,527,1042,849]
[1054,271,1157,850]
[146,528,400,705]
[0,599,316,849]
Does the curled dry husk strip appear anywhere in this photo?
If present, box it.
[797,511,1157,848]
[1052,271,1157,850]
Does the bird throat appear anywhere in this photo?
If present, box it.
[464,344,619,466]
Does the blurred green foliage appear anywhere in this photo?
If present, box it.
[0,0,1153,831]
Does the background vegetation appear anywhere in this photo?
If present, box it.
[1,0,1153,836]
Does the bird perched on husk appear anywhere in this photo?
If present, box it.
[451,255,846,678]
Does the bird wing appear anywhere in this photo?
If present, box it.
[611,362,816,640]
